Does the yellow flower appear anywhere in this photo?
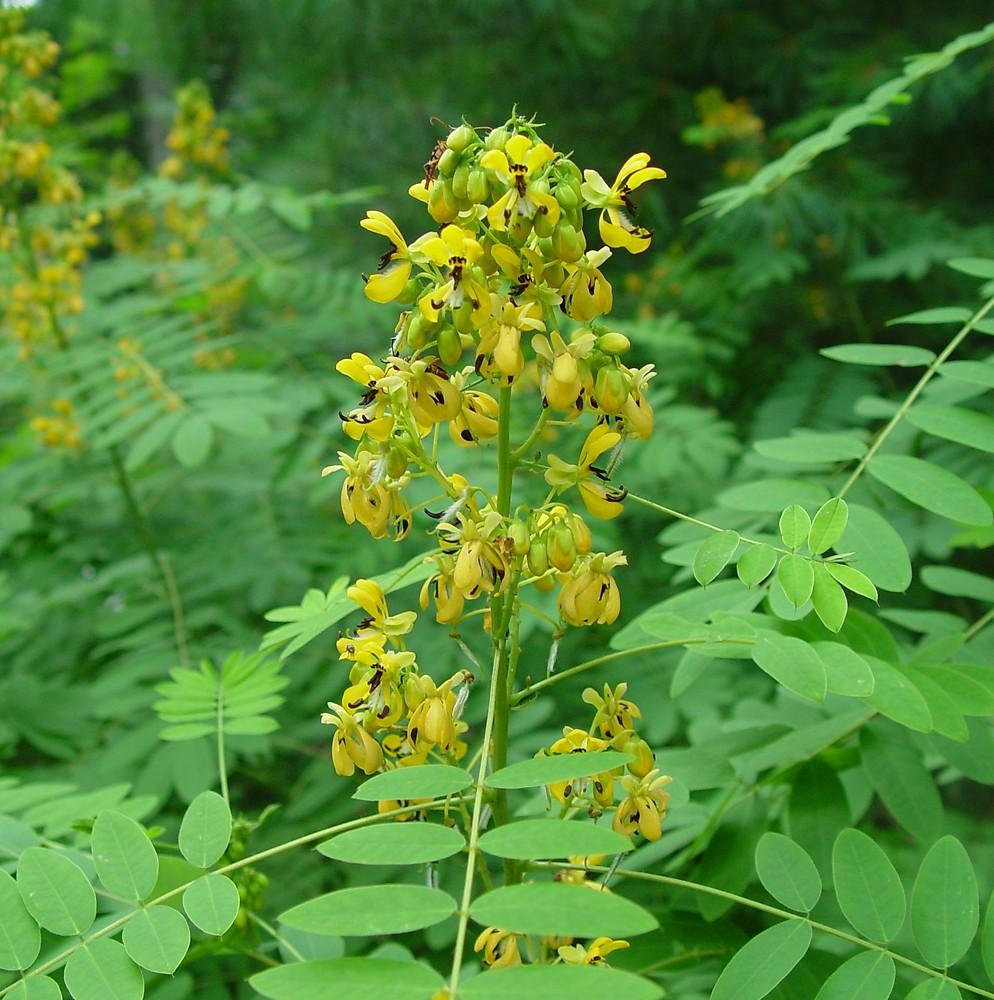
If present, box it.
[420,554,467,624]
[531,328,596,412]
[360,211,417,303]
[559,551,628,627]
[481,133,559,234]
[335,352,393,442]
[436,510,508,599]
[545,424,626,520]
[612,770,672,841]
[320,703,384,777]
[450,385,500,446]
[561,247,613,321]
[406,672,469,752]
[545,727,615,807]
[418,225,490,327]
[476,298,545,382]
[474,927,521,969]
[620,364,657,439]
[341,649,414,730]
[558,937,630,966]
[336,631,387,666]
[582,682,642,743]
[580,152,666,254]
[323,451,412,540]
[380,356,462,426]
[347,579,417,640]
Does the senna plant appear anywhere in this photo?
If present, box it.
[4,15,994,1000]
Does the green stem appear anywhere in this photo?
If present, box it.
[109,445,190,667]
[449,646,504,998]
[534,862,994,1000]
[511,637,752,706]
[0,797,468,997]
[837,293,994,499]
[217,675,230,806]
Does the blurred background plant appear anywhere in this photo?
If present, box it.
[2,3,994,999]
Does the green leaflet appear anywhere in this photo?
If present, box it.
[710,920,812,1000]
[911,836,979,969]
[478,819,632,861]
[813,952,895,1000]
[251,959,445,1000]
[182,873,240,935]
[754,833,821,912]
[317,823,465,865]
[16,847,96,937]
[178,790,232,868]
[280,885,456,936]
[832,829,906,942]
[353,764,473,801]
[91,810,159,901]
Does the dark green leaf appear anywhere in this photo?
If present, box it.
[947,257,994,279]
[788,760,849,882]
[755,435,866,465]
[887,307,971,326]
[920,565,994,603]
[812,642,875,697]
[841,504,911,592]
[863,658,934,732]
[907,403,994,453]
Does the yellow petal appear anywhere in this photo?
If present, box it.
[625,165,666,189]
[504,133,533,165]
[614,152,651,187]
[580,424,621,466]
[364,259,411,303]
[409,180,431,203]
[525,141,555,174]
[360,210,405,247]
[479,149,510,176]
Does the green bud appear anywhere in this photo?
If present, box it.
[555,183,578,211]
[533,204,556,238]
[507,213,533,244]
[385,446,408,480]
[437,326,463,367]
[446,124,475,153]
[428,178,459,223]
[405,312,434,350]
[561,160,582,183]
[452,298,476,335]
[452,163,470,201]
[594,365,629,414]
[485,126,510,151]
[437,148,458,177]
[396,277,421,305]
[466,168,489,204]
[548,524,577,572]
[508,520,530,556]
[527,539,549,577]
[598,331,631,355]
[552,222,585,263]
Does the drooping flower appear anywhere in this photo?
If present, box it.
[545,424,626,520]
[476,298,545,382]
[560,247,613,321]
[558,551,628,627]
[612,770,672,841]
[474,927,522,969]
[360,211,424,303]
[322,449,412,540]
[580,153,666,254]
[320,703,384,777]
[347,578,417,640]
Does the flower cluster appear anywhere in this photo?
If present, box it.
[0,11,98,360]
[325,114,665,637]
[474,925,630,971]
[541,683,672,842]
[320,579,473,780]
[159,80,231,182]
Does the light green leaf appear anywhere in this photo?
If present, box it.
[812,642,875,696]
[469,882,657,938]
[808,498,849,554]
[755,434,866,465]
[905,980,962,1000]
[122,905,191,974]
[813,952,895,1000]
[832,828,906,942]
[478,819,632,860]
[841,503,911,592]
[718,479,829,513]
[250,959,445,1000]
[907,403,994,453]
[754,833,822,912]
[178,790,231,868]
[752,635,827,702]
[281,885,456,936]
[17,847,96,936]
[861,725,942,839]
[920,565,994,603]
[317,823,465,865]
[777,554,814,608]
[459,964,664,999]
[948,257,994,279]
[353,765,473,801]
[825,563,878,601]
[710,919,812,1000]
[64,939,144,1000]
[863,658,933,732]
[738,544,778,588]
[811,564,848,632]
[182,873,239,936]
[778,505,812,549]
[911,836,979,968]
[5,975,62,1000]
[91,810,159,901]
[939,360,994,388]
[486,751,631,790]
[887,307,972,326]
[821,343,936,366]
[172,413,214,468]
[867,455,992,527]
[0,869,41,971]
[693,530,740,586]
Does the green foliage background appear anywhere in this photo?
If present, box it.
[3,2,994,999]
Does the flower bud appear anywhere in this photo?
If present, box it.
[446,124,475,153]
[555,183,579,211]
[466,168,489,204]
[396,277,421,305]
[625,738,655,778]
[452,297,477,335]
[406,312,434,350]
[598,331,631,356]
[506,214,533,244]
[533,204,556,239]
[549,523,577,572]
[437,148,458,176]
[594,365,630,414]
[485,126,510,151]
[385,445,408,480]
[428,179,459,223]
[527,538,549,577]
[437,326,463,367]
[551,222,585,263]
[508,520,530,556]
[452,163,470,201]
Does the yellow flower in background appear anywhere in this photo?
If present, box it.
[481,133,559,233]
[474,927,521,969]
[476,298,546,382]
[580,152,666,254]
[545,424,626,520]
[558,937,630,966]
[582,682,642,743]
[613,770,672,841]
